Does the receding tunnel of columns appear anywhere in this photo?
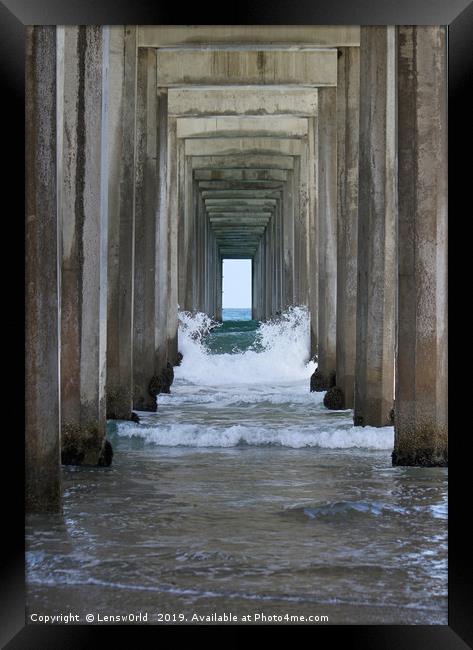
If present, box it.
[173,108,318,327]
[25,26,448,511]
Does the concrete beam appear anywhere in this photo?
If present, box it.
[169,87,318,117]
[199,183,285,193]
[215,230,263,234]
[177,116,308,139]
[354,26,396,428]
[201,190,282,199]
[191,154,294,170]
[138,26,360,48]
[220,249,258,255]
[26,25,61,512]
[393,26,448,466]
[212,227,266,233]
[205,198,277,207]
[156,48,337,87]
[218,240,262,245]
[195,168,289,181]
[209,218,271,225]
[185,137,305,157]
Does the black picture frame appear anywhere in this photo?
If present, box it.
[1,0,471,647]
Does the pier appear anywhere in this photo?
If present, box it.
[26,25,448,512]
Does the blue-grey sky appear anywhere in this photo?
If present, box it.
[222,259,252,308]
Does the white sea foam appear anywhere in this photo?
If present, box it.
[115,306,395,450]
[116,421,394,449]
[155,382,327,407]
[175,306,315,385]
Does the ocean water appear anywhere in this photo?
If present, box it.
[222,307,252,321]
[26,307,448,625]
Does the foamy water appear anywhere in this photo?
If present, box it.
[26,306,447,625]
[115,307,393,450]
[176,306,316,384]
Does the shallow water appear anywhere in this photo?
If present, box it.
[26,309,448,625]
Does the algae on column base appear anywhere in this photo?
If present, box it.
[61,423,113,467]
[324,386,345,410]
[148,362,175,398]
[310,368,336,392]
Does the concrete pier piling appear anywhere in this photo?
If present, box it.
[315,87,338,390]
[354,27,397,428]
[393,27,448,466]
[106,26,137,421]
[133,48,159,411]
[26,26,62,511]
[58,26,110,465]
[335,47,360,409]
[25,25,449,508]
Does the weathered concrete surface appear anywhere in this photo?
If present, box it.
[393,27,448,466]
[169,87,318,117]
[139,25,360,48]
[308,117,318,355]
[156,88,169,371]
[59,26,109,465]
[316,87,338,389]
[191,154,294,171]
[282,169,295,309]
[215,256,223,321]
[292,152,310,307]
[156,48,337,87]
[195,168,289,182]
[177,116,309,139]
[201,189,282,200]
[106,26,136,420]
[185,138,305,157]
[354,27,396,427]
[335,47,360,408]
[166,116,179,364]
[133,48,158,412]
[26,26,62,512]
[180,152,194,311]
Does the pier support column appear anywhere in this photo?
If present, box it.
[252,254,258,320]
[308,117,318,357]
[59,26,109,466]
[393,27,447,466]
[166,116,179,363]
[26,26,61,511]
[335,47,360,408]
[316,88,337,389]
[156,88,169,371]
[177,138,187,311]
[106,26,137,420]
[354,27,396,427]
[183,156,195,311]
[133,48,158,411]
[294,149,310,308]
[215,249,223,321]
[282,170,295,310]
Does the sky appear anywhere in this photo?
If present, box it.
[222,259,252,308]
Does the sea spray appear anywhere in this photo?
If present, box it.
[114,305,394,450]
[175,305,316,386]
[116,422,394,449]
